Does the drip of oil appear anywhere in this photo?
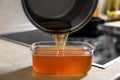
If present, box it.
[53,33,69,56]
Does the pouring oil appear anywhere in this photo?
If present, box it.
[52,33,69,56]
[32,23,92,76]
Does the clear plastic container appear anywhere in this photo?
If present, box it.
[31,41,94,77]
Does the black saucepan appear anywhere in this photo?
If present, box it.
[22,0,98,34]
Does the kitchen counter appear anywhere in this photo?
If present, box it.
[0,39,120,80]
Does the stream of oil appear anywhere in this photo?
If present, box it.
[53,33,69,56]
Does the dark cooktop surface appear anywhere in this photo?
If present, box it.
[0,30,120,68]
[0,30,53,46]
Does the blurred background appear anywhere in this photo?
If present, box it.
[0,0,120,67]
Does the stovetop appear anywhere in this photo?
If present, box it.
[0,30,120,69]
